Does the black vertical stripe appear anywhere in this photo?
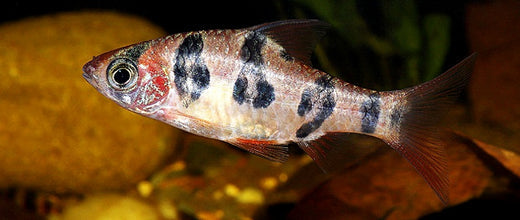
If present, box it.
[253,80,275,108]
[360,92,381,133]
[295,75,336,138]
[297,89,313,116]
[390,107,403,128]
[173,33,210,107]
[124,43,150,61]
[233,31,275,109]
[233,76,248,105]
[240,31,265,65]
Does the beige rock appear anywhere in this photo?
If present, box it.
[0,11,179,193]
[53,193,159,220]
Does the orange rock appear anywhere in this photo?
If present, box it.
[466,0,520,131]
[0,11,179,193]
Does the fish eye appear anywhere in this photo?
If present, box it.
[107,58,138,90]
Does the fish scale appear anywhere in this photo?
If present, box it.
[82,19,476,204]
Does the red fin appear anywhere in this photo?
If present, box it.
[229,138,289,162]
[248,19,329,65]
[297,138,333,171]
[386,53,477,204]
[297,133,379,173]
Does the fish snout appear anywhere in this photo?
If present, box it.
[82,57,103,83]
[82,72,92,81]
[82,58,96,73]
[82,64,94,82]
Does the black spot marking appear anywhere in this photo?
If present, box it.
[315,75,334,89]
[174,33,210,106]
[320,92,336,117]
[297,89,313,116]
[253,80,275,108]
[390,107,404,128]
[240,31,266,65]
[232,31,275,108]
[296,75,336,138]
[296,122,318,139]
[124,43,150,61]
[360,92,381,133]
[232,76,248,105]
[296,112,330,138]
[280,49,293,61]
[191,64,210,100]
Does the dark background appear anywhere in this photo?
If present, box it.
[0,1,467,35]
[0,1,280,31]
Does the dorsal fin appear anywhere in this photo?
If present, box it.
[248,19,329,65]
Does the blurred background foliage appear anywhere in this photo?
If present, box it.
[277,0,452,90]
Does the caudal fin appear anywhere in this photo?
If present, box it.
[384,53,476,204]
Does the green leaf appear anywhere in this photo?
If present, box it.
[423,14,451,80]
[382,0,421,55]
[294,0,393,54]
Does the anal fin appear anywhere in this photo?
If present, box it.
[228,138,289,163]
[297,133,380,173]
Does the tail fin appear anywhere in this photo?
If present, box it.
[384,53,476,204]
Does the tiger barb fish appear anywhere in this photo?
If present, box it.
[82,19,476,204]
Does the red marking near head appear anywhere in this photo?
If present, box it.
[135,61,170,111]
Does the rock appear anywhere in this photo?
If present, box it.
[466,0,520,131]
[288,136,493,220]
[466,0,520,52]
[55,193,159,220]
[0,11,179,193]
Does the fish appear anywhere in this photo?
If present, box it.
[82,19,476,204]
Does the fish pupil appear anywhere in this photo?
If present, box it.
[106,58,138,90]
[113,68,131,85]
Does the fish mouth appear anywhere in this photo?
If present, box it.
[82,68,100,89]
[82,72,91,81]
[82,60,98,85]
[82,72,96,86]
